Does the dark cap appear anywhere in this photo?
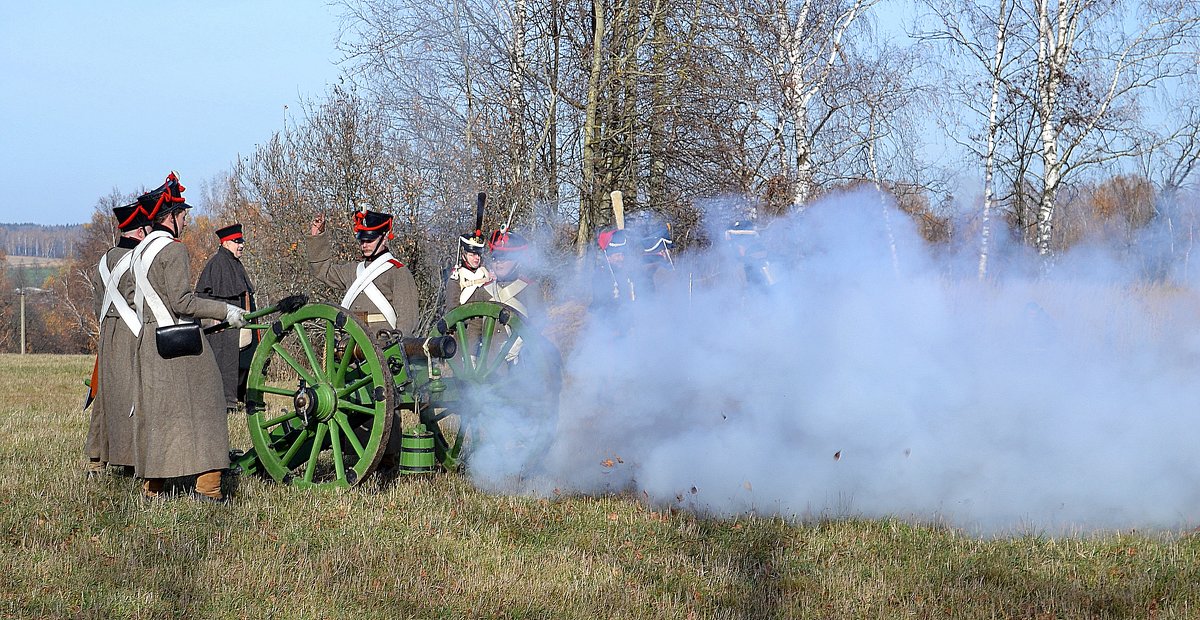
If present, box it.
[113,203,151,232]
[641,226,673,253]
[216,223,244,243]
[353,210,394,242]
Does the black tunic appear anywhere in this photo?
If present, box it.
[195,246,256,408]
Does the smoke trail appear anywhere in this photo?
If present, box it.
[466,187,1200,536]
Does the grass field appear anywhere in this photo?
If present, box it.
[2,354,1199,619]
[4,256,62,288]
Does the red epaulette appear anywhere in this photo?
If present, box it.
[389,259,405,268]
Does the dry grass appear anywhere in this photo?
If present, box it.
[2,354,1199,619]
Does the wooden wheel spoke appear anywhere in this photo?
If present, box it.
[333,413,366,458]
[256,384,298,398]
[478,316,497,363]
[484,333,519,373]
[292,324,324,380]
[272,343,317,385]
[454,321,475,374]
[329,422,347,482]
[303,424,329,483]
[334,337,354,383]
[427,408,457,423]
[338,374,374,399]
[278,428,311,466]
[338,400,377,416]
[261,409,299,429]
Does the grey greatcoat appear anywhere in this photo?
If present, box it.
[87,238,141,466]
[306,232,420,336]
[132,232,231,478]
[307,232,420,458]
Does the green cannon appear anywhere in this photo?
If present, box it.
[229,298,561,489]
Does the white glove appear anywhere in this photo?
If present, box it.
[225,304,249,328]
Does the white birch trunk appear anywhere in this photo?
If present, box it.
[776,0,873,209]
[1034,0,1075,256]
[510,0,529,206]
[978,0,1010,279]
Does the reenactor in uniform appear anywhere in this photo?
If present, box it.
[445,228,492,360]
[445,228,492,313]
[130,172,248,502]
[485,229,541,319]
[724,220,775,289]
[306,209,420,469]
[307,210,419,336]
[637,225,676,298]
[85,203,153,476]
[590,227,637,310]
[195,223,256,413]
[479,229,544,366]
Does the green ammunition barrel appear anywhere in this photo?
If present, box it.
[399,424,435,474]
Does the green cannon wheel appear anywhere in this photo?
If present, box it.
[244,303,394,489]
[426,301,561,473]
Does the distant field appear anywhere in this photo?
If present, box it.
[4,255,64,268]
[5,256,63,288]
[2,354,1199,618]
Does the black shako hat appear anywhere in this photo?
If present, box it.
[641,225,673,253]
[353,210,394,242]
[459,231,486,255]
[216,223,244,243]
[137,171,192,219]
[113,203,151,232]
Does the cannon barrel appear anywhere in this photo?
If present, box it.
[400,335,457,359]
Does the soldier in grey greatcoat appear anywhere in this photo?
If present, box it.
[307,210,419,336]
[85,203,152,476]
[485,229,543,320]
[130,173,248,502]
[306,209,420,468]
[196,223,256,412]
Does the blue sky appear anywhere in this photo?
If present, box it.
[0,2,344,226]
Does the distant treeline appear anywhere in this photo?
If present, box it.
[0,223,82,258]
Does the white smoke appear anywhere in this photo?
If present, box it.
[465,187,1200,536]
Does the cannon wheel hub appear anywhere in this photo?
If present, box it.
[294,382,338,426]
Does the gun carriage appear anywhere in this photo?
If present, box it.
[231,298,558,489]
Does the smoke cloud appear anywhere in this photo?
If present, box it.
[464,187,1200,536]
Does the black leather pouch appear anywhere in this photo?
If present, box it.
[156,322,203,359]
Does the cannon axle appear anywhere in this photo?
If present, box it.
[293,381,339,426]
